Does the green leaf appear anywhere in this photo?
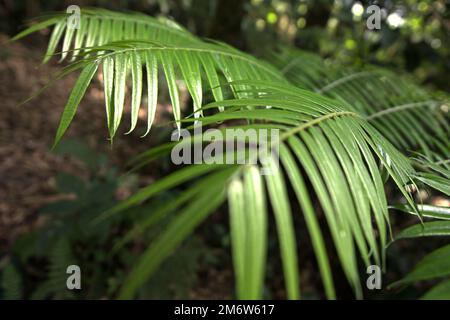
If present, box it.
[159,51,181,134]
[390,244,450,287]
[127,50,143,134]
[391,204,450,220]
[228,177,246,298]
[44,20,66,63]
[199,52,224,109]
[395,221,450,240]
[53,62,98,148]
[264,156,300,299]
[421,279,450,300]
[112,53,128,139]
[102,56,115,137]
[417,173,450,196]
[72,17,88,60]
[280,144,335,299]
[11,16,61,42]
[176,51,203,119]
[85,18,100,48]
[60,22,76,61]
[243,166,268,300]
[142,51,158,137]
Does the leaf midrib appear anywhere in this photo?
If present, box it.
[280,111,358,141]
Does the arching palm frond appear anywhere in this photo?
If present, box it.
[269,47,449,154]
[14,11,286,144]
[48,40,286,145]
[12,8,199,63]
[97,82,417,300]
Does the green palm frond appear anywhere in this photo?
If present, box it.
[14,9,286,143]
[269,47,449,154]
[15,9,446,300]
[49,40,285,144]
[96,82,417,299]
[12,8,199,63]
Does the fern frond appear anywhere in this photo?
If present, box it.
[31,239,75,300]
[1,264,22,299]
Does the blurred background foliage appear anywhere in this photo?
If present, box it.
[1,139,220,299]
[1,0,448,90]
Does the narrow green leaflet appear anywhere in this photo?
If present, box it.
[264,157,300,299]
[416,173,450,196]
[243,166,267,299]
[394,221,450,240]
[127,50,143,134]
[102,56,115,137]
[228,177,247,298]
[143,51,158,137]
[53,62,99,148]
[11,16,61,42]
[228,166,268,299]
[175,51,203,119]
[391,204,450,220]
[44,20,66,63]
[112,53,128,139]
[159,51,181,134]
[280,144,335,299]
[60,23,75,61]
[199,52,224,110]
